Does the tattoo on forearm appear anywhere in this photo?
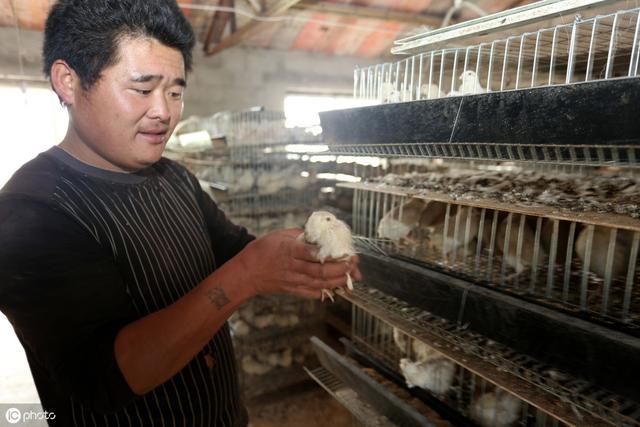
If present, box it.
[206,286,230,309]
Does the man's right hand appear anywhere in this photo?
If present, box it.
[233,228,360,299]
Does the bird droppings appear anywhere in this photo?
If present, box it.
[370,169,640,219]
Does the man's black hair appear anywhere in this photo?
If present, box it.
[43,0,196,91]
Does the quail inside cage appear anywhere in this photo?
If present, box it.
[308,2,640,426]
[340,288,640,427]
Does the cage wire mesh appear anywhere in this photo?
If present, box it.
[325,142,640,167]
[347,185,640,328]
[355,7,640,103]
[348,287,640,427]
[305,366,397,427]
[174,110,324,236]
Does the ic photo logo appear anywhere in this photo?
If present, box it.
[5,407,21,424]
[4,406,56,424]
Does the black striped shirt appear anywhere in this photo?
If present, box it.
[0,146,253,426]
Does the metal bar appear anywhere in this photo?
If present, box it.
[487,41,496,91]
[580,225,595,310]
[530,217,543,292]
[622,232,639,319]
[549,27,558,85]
[502,213,514,284]
[531,31,541,87]
[501,38,511,91]
[417,54,424,100]
[475,45,483,94]
[443,203,452,264]
[586,18,599,81]
[601,228,617,314]
[546,219,560,298]
[410,56,416,101]
[475,208,486,274]
[563,222,577,303]
[429,51,435,99]
[605,13,620,79]
[438,50,446,94]
[516,34,526,89]
[566,22,579,84]
[391,0,623,55]
[403,59,410,101]
[629,11,640,76]
[451,50,460,94]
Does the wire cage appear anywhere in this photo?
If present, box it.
[174,111,325,236]
[354,6,640,103]
[344,181,640,329]
[235,329,319,399]
[229,295,323,342]
[308,1,640,425]
[347,287,640,427]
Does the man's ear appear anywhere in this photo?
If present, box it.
[50,60,78,105]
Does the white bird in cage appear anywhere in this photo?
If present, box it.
[459,70,486,95]
[575,226,633,279]
[380,82,413,103]
[299,211,356,301]
[447,70,486,96]
[399,357,455,395]
[229,318,250,336]
[428,205,480,256]
[496,215,545,275]
[378,198,429,242]
[233,168,255,193]
[241,355,272,376]
[412,339,443,362]
[471,388,522,427]
[392,327,409,354]
[379,82,401,104]
[420,83,445,100]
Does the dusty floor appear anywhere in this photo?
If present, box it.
[247,382,353,427]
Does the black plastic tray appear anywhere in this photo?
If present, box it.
[357,251,640,403]
[320,77,640,149]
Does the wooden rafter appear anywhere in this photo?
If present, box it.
[205,0,304,56]
[204,0,237,52]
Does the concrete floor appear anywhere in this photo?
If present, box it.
[247,383,353,427]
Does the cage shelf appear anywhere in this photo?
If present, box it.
[340,286,640,426]
[322,77,640,166]
[353,251,640,405]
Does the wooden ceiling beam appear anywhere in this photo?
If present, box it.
[204,0,236,51]
[205,0,304,56]
[290,1,444,27]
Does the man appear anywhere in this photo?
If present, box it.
[0,1,360,425]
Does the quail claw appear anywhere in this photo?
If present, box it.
[321,289,335,302]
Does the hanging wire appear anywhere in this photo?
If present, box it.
[177,2,401,35]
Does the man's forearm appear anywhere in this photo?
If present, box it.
[113,258,253,395]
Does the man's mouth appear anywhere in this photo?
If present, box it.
[138,129,169,143]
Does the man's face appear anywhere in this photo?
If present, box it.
[69,36,186,172]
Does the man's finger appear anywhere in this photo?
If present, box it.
[279,228,305,238]
[288,240,320,262]
[290,258,351,280]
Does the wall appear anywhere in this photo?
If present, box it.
[0,27,378,117]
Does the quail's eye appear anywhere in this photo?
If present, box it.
[325,217,331,222]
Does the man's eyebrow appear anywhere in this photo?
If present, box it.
[131,74,161,83]
[131,75,187,87]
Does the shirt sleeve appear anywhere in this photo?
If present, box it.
[0,198,138,414]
